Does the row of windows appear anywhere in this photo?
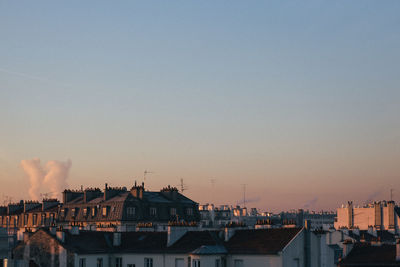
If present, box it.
[0,213,55,226]
[79,257,152,267]
[60,206,194,219]
[78,257,232,267]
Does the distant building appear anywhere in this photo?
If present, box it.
[334,201,400,231]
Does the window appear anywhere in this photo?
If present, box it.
[127,207,136,216]
[144,258,153,267]
[234,260,243,267]
[96,258,103,267]
[41,214,46,225]
[186,208,193,216]
[32,214,37,225]
[102,207,108,217]
[92,207,97,217]
[127,265,136,267]
[215,259,221,267]
[79,258,86,267]
[50,213,55,225]
[71,208,77,218]
[170,207,177,216]
[115,257,122,267]
[192,259,200,267]
[83,207,90,217]
[150,207,157,216]
[175,258,184,267]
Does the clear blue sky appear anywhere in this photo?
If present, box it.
[1,1,399,211]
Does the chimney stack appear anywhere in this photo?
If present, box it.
[342,239,354,258]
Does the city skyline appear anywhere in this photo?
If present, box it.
[1,1,400,212]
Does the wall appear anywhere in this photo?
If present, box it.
[282,229,304,267]
[227,254,281,267]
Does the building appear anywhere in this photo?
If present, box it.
[12,224,340,267]
[334,201,400,231]
[338,241,400,267]
[0,183,200,233]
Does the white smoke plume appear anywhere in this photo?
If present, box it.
[20,158,71,200]
[20,158,45,200]
[44,160,72,199]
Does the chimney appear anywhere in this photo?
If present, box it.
[24,201,41,212]
[56,229,65,243]
[161,186,179,201]
[396,238,400,261]
[347,201,354,229]
[62,190,84,204]
[104,185,126,201]
[167,226,193,247]
[130,181,144,199]
[84,188,102,203]
[42,199,59,211]
[342,239,354,258]
[224,227,236,242]
[113,232,121,246]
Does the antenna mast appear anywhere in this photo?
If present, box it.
[241,184,247,208]
[179,178,188,193]
[143,170,153,182]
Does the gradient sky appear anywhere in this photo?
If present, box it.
[1,1,399,212]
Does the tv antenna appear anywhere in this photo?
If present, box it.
[241,184,247,208]
[143,170,154,181]
[390,189,394,201]
[179,178,188,193]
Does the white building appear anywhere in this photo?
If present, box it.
[12,225,338,267]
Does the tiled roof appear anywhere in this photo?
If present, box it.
[167,231,222,253]
[339,243,400,267]
[63,231,168,254]
[225,228,302,255]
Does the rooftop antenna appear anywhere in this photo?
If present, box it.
[390,189,394,201]
[179,178,188,193]
[143,170,154,182]
[241,184,247,208]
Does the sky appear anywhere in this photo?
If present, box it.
[0,1,399,212]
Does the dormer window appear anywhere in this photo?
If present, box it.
[127,207,136,216]
[41,213,46,225]
[83,207,90,217]
[92,207,97,217]
[71,208,78,218]
[102,207,108,217]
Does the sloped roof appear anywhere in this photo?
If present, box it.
[339,243,400,267]
[225,228,302,255]
[191,245,227,255]
[167,231,222,253]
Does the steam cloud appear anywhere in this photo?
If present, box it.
[20,158,71,200]
[20,158,45,200]
[303,197,318,209]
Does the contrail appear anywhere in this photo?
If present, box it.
[0,67,71,88]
